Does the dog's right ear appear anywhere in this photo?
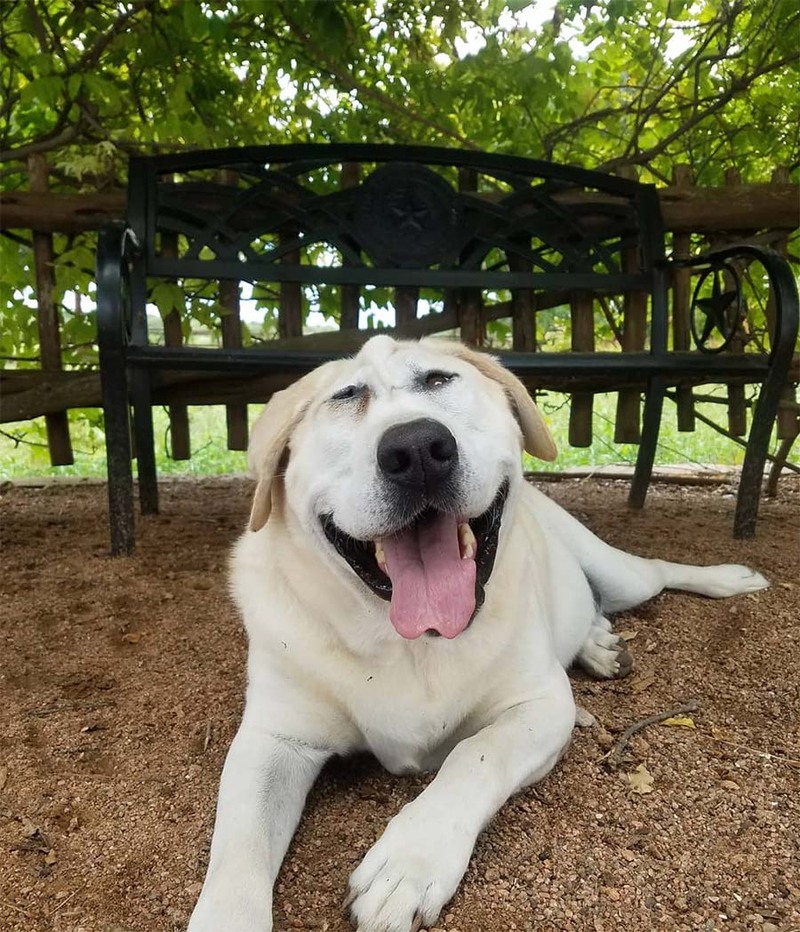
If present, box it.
[248,360,344,532]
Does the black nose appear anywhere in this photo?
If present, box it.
[377,418,458,492]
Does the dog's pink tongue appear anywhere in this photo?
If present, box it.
[382,515,476,639]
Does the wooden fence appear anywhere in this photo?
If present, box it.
[1,161,798,468]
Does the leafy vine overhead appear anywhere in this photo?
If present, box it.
[1,0,798,186]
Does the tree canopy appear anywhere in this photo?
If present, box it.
[2,0,798,186]
[1,0,798,366]
[1,0,798,472]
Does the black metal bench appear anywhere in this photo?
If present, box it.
[96,143,798,554]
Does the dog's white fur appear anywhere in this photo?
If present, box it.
[188,335,767,932]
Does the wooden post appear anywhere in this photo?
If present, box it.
[723,168,747,437]
[392,162,418,328]
[614,165,645,443]
[569,291,594,446]
[671,164,695,432]
[217,169,248,451]
[340,162,361,331]
[4,183,800,237]
[28,154,73,465]
[219,280,248,450]
[509,241,536,351]
[279,229,303,339]
[161,224,190,460]
[394,286,419,333]
[456,168,484,346]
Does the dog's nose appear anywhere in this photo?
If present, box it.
[377,418,458,492]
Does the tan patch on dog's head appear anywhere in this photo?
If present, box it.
[247,359,348,531]
[419,339,557,462]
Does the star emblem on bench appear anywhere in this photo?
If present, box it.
[354,163,460,267]
[691,266,742,353]
[389,196,430,232]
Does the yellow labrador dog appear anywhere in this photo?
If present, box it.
[188,335,767,932]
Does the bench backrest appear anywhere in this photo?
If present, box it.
[126,143,668,348]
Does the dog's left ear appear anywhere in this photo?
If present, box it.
[248,360,345,531]
[428,340,558,462]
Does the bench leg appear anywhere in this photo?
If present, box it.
[100,364,135,556]
[96,224,138,554]
[629,377,666,509]
[733,380,780,538]
[131,368,159,515]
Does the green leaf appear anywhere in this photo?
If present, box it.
[150,282,185,318]
[20,76,65,108]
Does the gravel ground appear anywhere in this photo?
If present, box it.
[0,476,798,932]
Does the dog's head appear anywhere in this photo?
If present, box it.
[248,335,556,640]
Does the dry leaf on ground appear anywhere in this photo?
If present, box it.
[660,715,696,729]
[631,673,657,694]
[627,763,655,795]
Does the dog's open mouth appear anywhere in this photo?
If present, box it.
[320,480,509,640]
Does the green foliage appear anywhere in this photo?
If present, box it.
[3,1,797,187]
[1,0,797,469]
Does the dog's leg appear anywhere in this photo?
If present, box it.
[588,549,769,614]
[188,718,330,932]
[347,668,575,932]
[531,488,768,613]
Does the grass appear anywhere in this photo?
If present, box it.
[0,387,765,482]
[0,406,247,479]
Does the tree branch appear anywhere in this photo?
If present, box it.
[24,0,49,54]
[622,16,734,164]
[604,701,700,770]
[598,51,800,172]
[278,4,479,150]
[1,1,153,164]
[69,0,153,75]
[0,121,83,163]
[542,18,727,156]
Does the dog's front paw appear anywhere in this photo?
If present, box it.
[577,622,634,680]
[346,806,471,932]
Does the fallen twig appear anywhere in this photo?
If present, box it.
[0,900,34,919]
[604,700,700,770]
[703,734,800,768]
[49,884,86,917]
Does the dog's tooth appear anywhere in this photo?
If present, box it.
[458,522,476,546]
[458,522,477,560]
[374,539,387,573]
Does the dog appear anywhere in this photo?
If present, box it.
[187,335,768,932]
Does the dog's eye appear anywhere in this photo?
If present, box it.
[424,371,456,389]
[331,384,362,401]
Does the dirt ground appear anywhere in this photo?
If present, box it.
[1,475,798,932]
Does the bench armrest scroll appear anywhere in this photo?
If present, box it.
[96,222,141,361]
[672,244,799,366]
